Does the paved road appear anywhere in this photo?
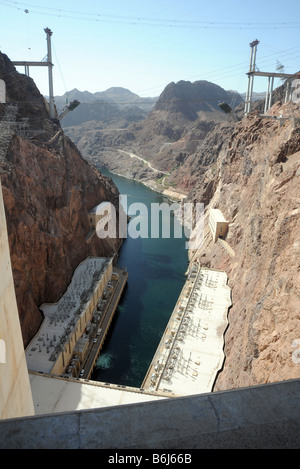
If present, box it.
[117,149,169,175]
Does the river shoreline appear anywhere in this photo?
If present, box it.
[99,164,188,202]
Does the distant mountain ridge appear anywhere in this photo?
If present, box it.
[56,83,244,127]
[240,91,266,101]
[55,87,158,127]
[65,79,246,182]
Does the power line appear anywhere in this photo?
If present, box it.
[1,0,300,29]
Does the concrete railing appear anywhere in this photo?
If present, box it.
[0,378,299,449]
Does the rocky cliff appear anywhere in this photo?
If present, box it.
[154,80,242,120]
[0,52,122,347]
[188,101,300,389]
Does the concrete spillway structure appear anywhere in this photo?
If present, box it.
[142,264,232,395]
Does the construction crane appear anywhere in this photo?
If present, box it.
[58,100,80,121]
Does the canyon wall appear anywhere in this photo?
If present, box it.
[63,76,300,389]
[1,51,299,391]
[188,103,300,390]
[0,52,122,347]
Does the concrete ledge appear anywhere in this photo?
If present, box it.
[0,379,299,449]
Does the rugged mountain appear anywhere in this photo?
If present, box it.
[154,80,243,121]
[55,87,157,111]
[55,87,157,127]
[0,52,122,347]
[64,80,243,186]
[97,87,157,112]
[59,100,147,127]
[166,120,234,192]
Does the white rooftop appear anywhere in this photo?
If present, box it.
[210,208,228,223]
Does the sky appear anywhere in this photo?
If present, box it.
[1,0,300,100]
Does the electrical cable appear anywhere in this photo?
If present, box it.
[1,4,300,104]
[1,0,300,29]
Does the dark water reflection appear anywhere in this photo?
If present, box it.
[91,169,188,387]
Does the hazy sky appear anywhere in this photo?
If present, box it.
[1,0,300,99]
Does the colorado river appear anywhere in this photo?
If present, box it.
[91,168,188,387]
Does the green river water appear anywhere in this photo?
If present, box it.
[91,169,188,388]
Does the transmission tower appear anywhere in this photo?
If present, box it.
[12,28,55,119]
[244,40,300,116]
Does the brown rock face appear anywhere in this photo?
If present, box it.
[189,103,300,390]
[154,80,243,120]
[0,53,122,346]
[1,136,121,347]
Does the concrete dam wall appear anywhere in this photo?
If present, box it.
[0,378,299,449]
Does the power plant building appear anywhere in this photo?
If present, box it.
[25,257,114,376]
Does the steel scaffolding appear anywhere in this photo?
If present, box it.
[244,40,300,115]
[12,28,55,119]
